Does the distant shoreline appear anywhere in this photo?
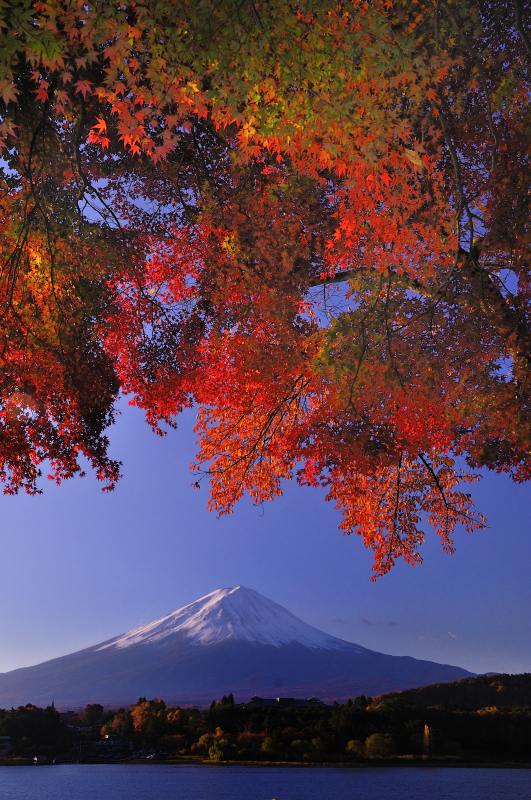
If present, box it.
[2,757,531,769]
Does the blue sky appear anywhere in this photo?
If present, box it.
[0,398,530,678]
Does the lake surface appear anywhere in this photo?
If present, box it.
[0,764,530,800]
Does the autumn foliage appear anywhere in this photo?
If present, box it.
[0,0,529,575]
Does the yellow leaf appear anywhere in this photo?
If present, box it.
[404,148,425,171]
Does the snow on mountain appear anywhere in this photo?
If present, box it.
[97,586,361,652]
[0,586,476,708]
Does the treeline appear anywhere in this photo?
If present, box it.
[0,705,72,756]
[2,690,531,762]
[380,673,531,711]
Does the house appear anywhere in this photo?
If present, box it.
[59,710,79,722]
[0,736,11,756]
[96,735,124,750]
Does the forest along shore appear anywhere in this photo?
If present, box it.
[0,674,531,765]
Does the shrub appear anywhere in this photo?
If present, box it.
[237,732,265,750]
[364,733,395,758]
[209,739,235,761]
[311,737,327,756]
[261,737,280,757]
[290,739,308,757]
[191,733,215,753]
[346,739,365,758]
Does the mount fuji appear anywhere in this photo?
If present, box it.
[0,587,475,707]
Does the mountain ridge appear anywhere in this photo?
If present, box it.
[0,586,476,708]
[378,673,531,710]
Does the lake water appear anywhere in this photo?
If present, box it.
[0,764,530,800]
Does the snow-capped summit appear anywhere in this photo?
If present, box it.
[0,585,477,708]
[97,586,359,652]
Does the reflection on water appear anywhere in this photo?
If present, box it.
[0,764,530,800]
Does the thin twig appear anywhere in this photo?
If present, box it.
[513,0,531,58]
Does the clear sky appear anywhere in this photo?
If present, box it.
[0,398,530,678]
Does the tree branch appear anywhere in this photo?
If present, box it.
[439,0,498,171]
[513,0,531,58]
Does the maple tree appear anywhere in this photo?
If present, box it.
[0,0,529,576]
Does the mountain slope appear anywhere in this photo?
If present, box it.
[0,587,476,707]
[97,587,360,651]
[378,673,531,710]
